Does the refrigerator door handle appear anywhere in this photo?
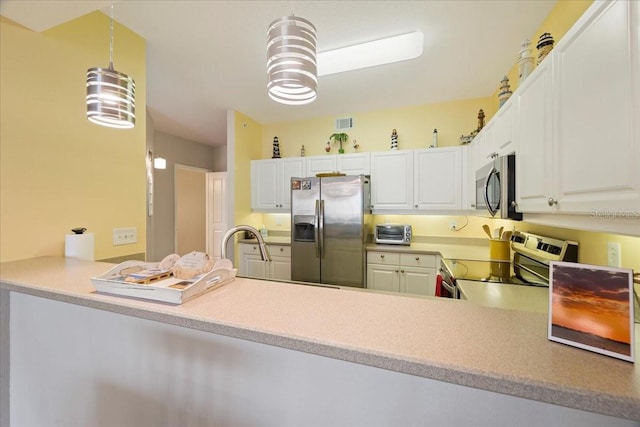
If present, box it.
[314,199,320,257]
[319,199,325,258]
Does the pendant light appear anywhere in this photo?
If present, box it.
[266,15,318,106]
[86,4,136,129]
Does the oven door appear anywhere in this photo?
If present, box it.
[475,162,501,217]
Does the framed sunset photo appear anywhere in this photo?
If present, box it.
[549,262,635,362]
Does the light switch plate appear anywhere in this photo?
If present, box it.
[113,227,137,246]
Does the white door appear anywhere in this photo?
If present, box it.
[206,172,227,261]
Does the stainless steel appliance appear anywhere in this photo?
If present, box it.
[475,154,522,220]
[374,224,412,245]
[439,231,578,298]
[291,175,372,287]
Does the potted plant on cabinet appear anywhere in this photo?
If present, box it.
[329,132,349,154]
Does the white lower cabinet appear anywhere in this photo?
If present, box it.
[239,243,291,281]
[366,251,438,296]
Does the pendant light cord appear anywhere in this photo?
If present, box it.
[109,3,114,70]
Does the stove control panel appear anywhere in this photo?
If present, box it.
[511,231,578,263]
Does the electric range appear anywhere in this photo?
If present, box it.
[439,231,579,298]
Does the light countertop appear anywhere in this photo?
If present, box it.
[458,280,549,313]
[1,256,638,421]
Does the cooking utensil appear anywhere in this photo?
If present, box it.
[482,224,492,239]
[502,230,513,241]
[497,226,504,239]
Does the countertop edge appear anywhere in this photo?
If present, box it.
[2,278,638,421]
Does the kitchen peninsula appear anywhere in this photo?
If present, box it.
[1,257,639,426]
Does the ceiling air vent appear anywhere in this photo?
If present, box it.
[335,117,353,131]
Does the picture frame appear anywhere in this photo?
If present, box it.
[549,261,635,362]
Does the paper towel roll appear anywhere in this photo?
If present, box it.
[65,232,95,261]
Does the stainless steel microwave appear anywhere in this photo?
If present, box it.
[375,224,412,245]
[475,154,522,220]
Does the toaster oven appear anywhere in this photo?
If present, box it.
[375,224,412,245]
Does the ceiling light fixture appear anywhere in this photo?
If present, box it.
[318,31,424,76]
[86,4,136,129]
[153,156,166,170]
[267,15,318,105]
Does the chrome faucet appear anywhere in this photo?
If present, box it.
[221,225,271,262]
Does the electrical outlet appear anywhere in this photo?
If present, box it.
[113,227,137,246]
[607,242,621,267]
[449,221,457,231]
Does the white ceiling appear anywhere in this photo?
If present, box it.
[1,0,556,147]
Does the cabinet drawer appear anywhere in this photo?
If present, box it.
[241,243,264,255]
[268,245,291,258]
[400,253,437,268]
[367,251,400,265]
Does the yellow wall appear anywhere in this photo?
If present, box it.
[262,97,493,157]
[232,111,263,227]
[0,13,146,262]
[255,0,639,273]
[490,0,593,110]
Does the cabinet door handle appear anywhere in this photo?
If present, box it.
[415,257,419,261]
[279,247,284,252]
[380,254,385,259]
[395,269,399,273]
[414,204,418,208]
[547,198,558,206]
[400,269,405,274]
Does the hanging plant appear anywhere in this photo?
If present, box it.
[329,132,349,154]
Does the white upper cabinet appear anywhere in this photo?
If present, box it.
[493,98,516,157]
[551,0,640,213]
[251,158,305,211]
[471,119,496,172]
[414,147,464,210]
[305,155,336,176]
[516,0,640,215]
[336,152,370,176]
[304,153,371,177]
[515,57,554,212]
[370,150,414,211]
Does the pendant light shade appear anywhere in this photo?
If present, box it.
[266,15,318,106]
[86,5,136,129]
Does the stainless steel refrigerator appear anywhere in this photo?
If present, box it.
[291,175,372,287]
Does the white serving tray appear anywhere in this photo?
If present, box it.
[91,260,237,304]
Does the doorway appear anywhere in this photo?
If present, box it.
[174,165,209,254]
